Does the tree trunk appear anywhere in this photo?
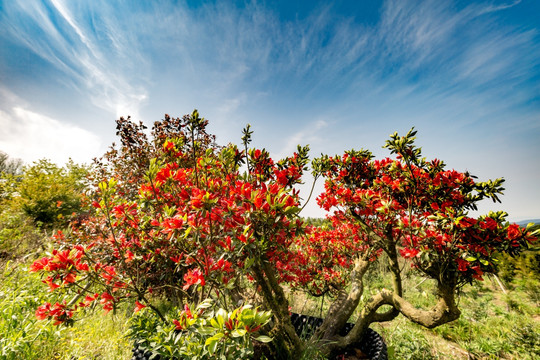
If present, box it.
[312,258,371,353]
[252,259,304,359]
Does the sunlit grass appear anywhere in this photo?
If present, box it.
[0,261,132,360]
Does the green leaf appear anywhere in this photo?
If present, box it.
[254,335,272,343]
[197,327,215,335]
[197,298,213,310]
[216,308,228,327]
[210,318,219,329]
[205,332,224,345]
[206,338,219,355]
[231,329,247,337]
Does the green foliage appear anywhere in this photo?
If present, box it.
[11,159,89,228]
[128,300,272,360]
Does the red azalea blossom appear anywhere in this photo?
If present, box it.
[35,302,74,325]
[183,268,205,290]
[134,301,146,313]
[400,248,420,259]
[456,258,469,272]
[173,319,183,330]
[507,224,521,240]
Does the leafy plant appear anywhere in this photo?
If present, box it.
[128,299,272,359]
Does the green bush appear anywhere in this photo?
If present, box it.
[10,159,89,228]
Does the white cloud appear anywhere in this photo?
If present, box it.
[275,118,329,160]
[0,106,102,165]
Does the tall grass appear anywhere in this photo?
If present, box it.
[0,262,132,360]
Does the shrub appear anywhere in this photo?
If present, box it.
[5,159,89,229]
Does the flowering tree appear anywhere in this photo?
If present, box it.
[30,111,308,358]
[282,128,536,356]
[30,114,536,359]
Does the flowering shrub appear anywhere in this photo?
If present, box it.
[30,114,536,359]
[289,129,536,355]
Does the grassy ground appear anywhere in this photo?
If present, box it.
[0,252,538,359]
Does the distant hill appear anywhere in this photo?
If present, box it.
[516,219,540,227]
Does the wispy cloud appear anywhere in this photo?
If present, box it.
[0,0,149,118]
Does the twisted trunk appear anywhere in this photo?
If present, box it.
[252,258,304,359]
[313,258,370,345]
[314,225,460,356]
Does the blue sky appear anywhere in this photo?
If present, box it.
[0,0,539,220]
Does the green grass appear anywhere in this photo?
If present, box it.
[0,261,132,360]
[373,278,540,360]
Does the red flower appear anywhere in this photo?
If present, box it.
[134,301,146,313]
[43,276,60,292]
[125,250,135,262]
[184,304,193,319]
[100,292,114,303]
[400,248,419,259]
[456,258,469,272]
[35,302,73,325]
[173,319,183,330]
[183,268,206,290]
[29,257,50,273]
[163,140,175,151]
[507,224,521,240]
[36,303,52,320]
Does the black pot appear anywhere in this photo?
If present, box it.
[131,345,161,360]
[290,313,387,360]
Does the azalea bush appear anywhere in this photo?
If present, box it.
[30,112,537,359]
